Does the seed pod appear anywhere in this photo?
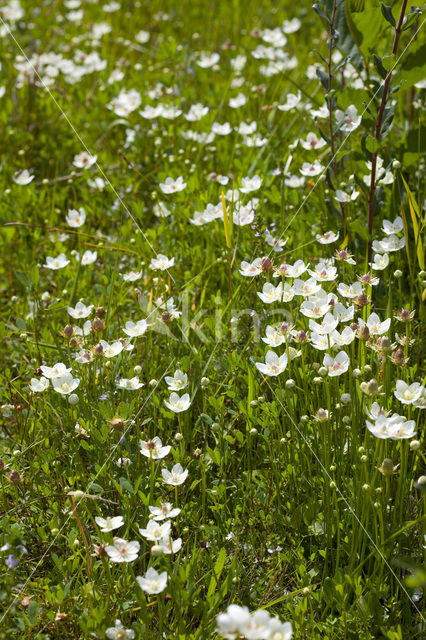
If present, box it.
[8,469,21,484]
[92,317,105,332]
[63,324,74,338]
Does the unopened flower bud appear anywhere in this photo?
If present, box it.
[261,256,273,272]
[201,377,210,387]
[250,400,258,407]
[93,342,103,355]
[356,293,369,307]
[410,440,421,451]
[341,393,351,404]
[92,317,105,332]
[394,269,402,279]
[134,365,142,375]
[313,376,322,384]
[417,476,426,486]
[149,379,158,387]
[211,422,220,431]
[68,394,79,406]
[358,324,370,341]
[379,458,395,476]
[249,428,258,435]
[63,324,74,338]
[8,469,21,484]
[174,432,183,441]
[285,379,295,390]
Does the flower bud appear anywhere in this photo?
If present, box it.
[68,394,79,406]
[353,368,362,378]
[134,365,142,375]
[174,432,183,441]
[285,379,295,390]
[410,440,421,451]
[92,317,105,332]
[63,324,74,338]
[318,366,327,377]
[249,428,258,435]
[341,393,351,404]
[261,256,273,272]
[394,269,402,279]
[8,469,21,484]
[149,379,158,387]
[379,458,395,476]
[358,324,370,341]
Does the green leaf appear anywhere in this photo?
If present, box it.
[373,54,387,80]
[397,42,426,91]
[381,3,395,27]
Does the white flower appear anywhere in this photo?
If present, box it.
[371,254,389,270]
[139,519,171,541]
[150,254,175,271]
[337,281,363,299]
[159,176,187,194]
[262,326,286,348]
[122,319,149,338]
[335,105,361,132]
[255,350,288,376]
[164,392,191,413]
[116,376,144,390]
[380,234,405,252]
[40,362,71,379]
[359,312,390,336]
[29,376,49,392]
[330,327,356,347]
[316,230,339,244]
[95,515,124,533]
[140,437,171,460]
[257,282,282,304]
[323,351,350,376]
[300,132,326,150]
[122,270,143,282]
[137,567,168,594]
[309,313,338,335]
[81,250,97,265]
[149,503,180,521]
[72,151,97,169]
[162,463,188,486]
[66,207,86,227]
[292,277,321,297]
[394,380,423,405]
[13,169,34,185]
[382,217,403,235]
[105,619,135,640]
[135,29,150,43]
[52,373,80,394]
[99,340,123,358]
[184,103,209,121]
[229,93,247,108]
[300,161,323,177]
[43,253,70,270]
[239,258,263,276]
[212,122,232,136]
[165,369,188,391]
[240,175,262,193]
[67,301,93,319]
[335,189,359,203]
[283,17,301,33]
[109,89,141,116]
[196,52,220,68]
[105,538,140,563]
[277,91,301,111]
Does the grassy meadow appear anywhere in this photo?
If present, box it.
[0,0,425,638]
